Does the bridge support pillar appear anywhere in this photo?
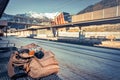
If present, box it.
[5,26,7,37]
[79,27,85,40]
[51,27,58,37]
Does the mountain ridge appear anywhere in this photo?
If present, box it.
[77,0,120,14]
[16,12,59,19]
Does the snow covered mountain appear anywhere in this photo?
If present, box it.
[17,12,60,19]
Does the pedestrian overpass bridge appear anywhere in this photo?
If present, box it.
[6,16,120,29]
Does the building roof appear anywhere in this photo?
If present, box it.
[0,0,9,18]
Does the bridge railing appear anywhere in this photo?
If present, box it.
[72,5,120,23]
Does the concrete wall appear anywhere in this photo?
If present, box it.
[79,14,84,21]
[15,30,35,37]
[72,14,83,22]
[72,6,120,22]
[119,6,120,16]
[104,7,117,18]
[84,32,120,39]
[72,15,79,22]
[59,32,79,37]
[58,32,120,39]
[93,10,103,19]
[37,29,46,34]
[83,12,92,21]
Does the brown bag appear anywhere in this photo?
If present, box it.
[21,43,39,49]
[8,49,59,79]
[7,51,32,77]
[27,49,59,78]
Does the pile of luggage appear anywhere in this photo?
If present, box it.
[8,43,59,79]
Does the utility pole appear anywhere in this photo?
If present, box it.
[5,26,7,37]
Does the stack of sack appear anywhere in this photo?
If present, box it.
[8,43,59,79]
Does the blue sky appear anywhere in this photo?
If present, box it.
[5,0,101,15]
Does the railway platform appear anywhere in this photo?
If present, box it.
[0,37,62,80]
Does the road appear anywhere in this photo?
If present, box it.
[3,37,120,80]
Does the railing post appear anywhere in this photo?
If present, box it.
[103,9,104,18]
[5,26,7,37]
[116,6,118,16]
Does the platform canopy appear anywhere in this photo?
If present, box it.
[0,0,9,18]
[0,0,9,28]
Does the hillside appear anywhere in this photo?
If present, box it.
[77,0,120,14]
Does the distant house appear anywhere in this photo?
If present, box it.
[51,12,71,25]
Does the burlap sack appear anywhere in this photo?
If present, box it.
[21,43,40,49]
[27,50,59,78]
[8,43,59,79]
[8,51,32,77]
